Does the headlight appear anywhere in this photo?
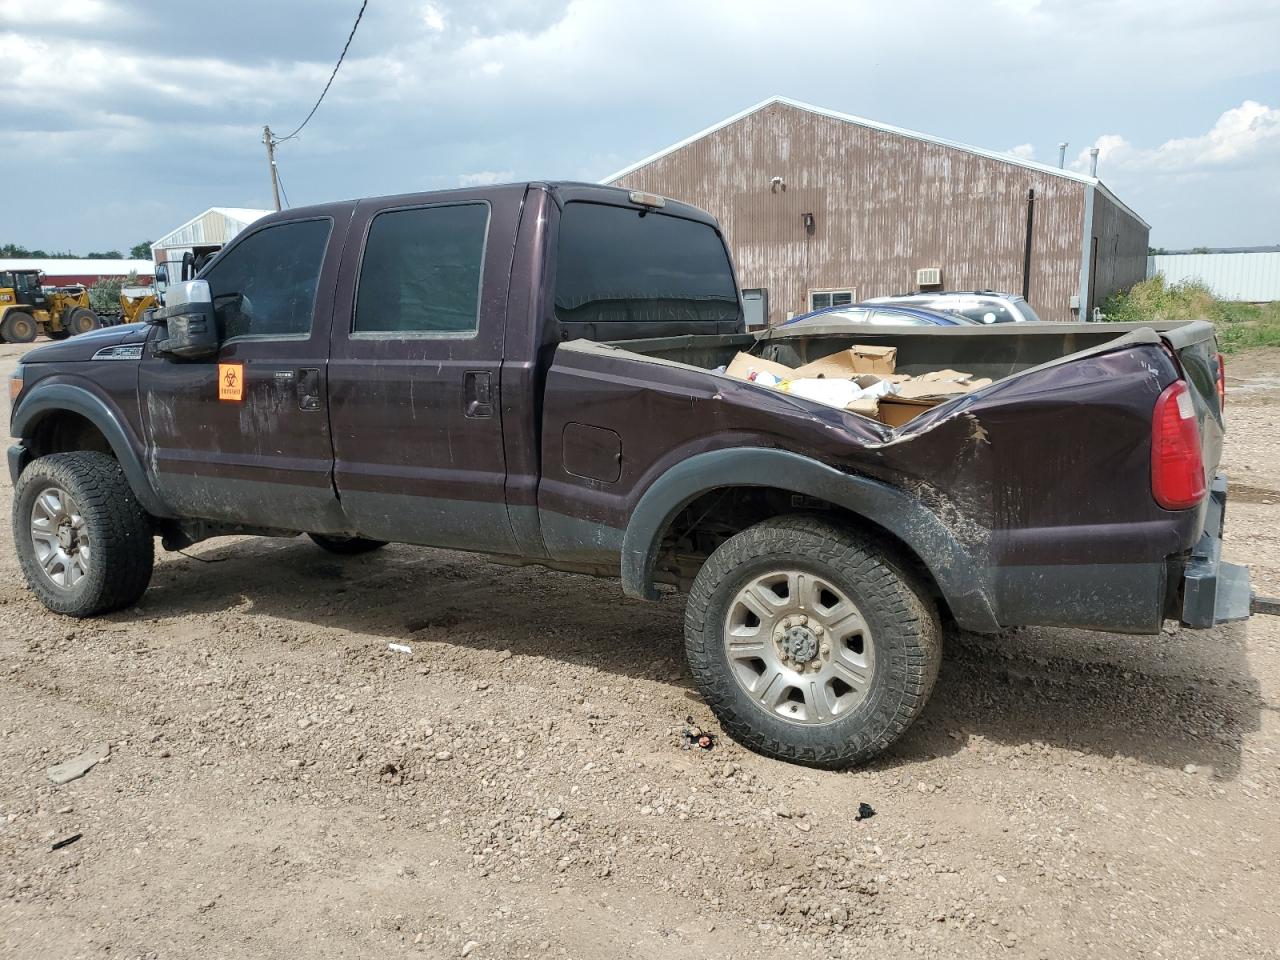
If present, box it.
[8,364,23,405]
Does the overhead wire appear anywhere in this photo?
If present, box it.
[274,0,369,144]
[275,163,291,208]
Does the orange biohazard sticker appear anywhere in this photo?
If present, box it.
[218,363,244,402]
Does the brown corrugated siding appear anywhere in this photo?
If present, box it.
[1088,190,1150,312]
[611,102,1089,323]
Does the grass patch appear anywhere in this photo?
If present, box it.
[1102,275,1280,354]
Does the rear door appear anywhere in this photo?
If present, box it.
[325,188,523,553]
[138,212,351,533]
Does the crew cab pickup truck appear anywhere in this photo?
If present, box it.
[7,182,1265,768]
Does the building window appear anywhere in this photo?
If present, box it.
[810,289,855,311]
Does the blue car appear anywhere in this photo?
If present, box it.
[783,302,978,327]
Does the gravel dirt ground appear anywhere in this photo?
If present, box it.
[0,340,1276,960]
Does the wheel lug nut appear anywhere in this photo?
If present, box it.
[820,644,830,655]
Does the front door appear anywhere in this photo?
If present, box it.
[138,212,351,533]
[325,192,520,553]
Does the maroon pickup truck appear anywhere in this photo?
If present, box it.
[6,182,1265,768]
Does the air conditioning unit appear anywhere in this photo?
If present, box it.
[916,267,942,287]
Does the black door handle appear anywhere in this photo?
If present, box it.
[464,371,493,419]
[297,368,322,411]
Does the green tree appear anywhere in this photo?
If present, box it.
[129,241,153,259]
[88,272,139,315]
[86,250,125,259]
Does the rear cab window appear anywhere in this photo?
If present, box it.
[554,201,740,338]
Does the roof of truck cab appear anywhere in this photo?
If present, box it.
[264,181,720,228]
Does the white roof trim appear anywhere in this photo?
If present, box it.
[601,96,1149,230]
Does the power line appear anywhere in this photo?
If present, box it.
[275,162,291,208]
[275,0,368,143]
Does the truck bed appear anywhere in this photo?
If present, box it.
[543,320,1225,635]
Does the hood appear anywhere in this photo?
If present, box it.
[22,323,151,363]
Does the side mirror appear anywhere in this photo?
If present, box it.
[153,279,220,359]
[154,263,169,298]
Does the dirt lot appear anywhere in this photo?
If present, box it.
[0,341,1276,960]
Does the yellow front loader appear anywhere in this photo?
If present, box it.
[0,269,100,343]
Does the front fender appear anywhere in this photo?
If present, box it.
[619,448,1000,633]
[10,382,173,519]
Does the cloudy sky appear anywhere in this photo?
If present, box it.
[4,0,1278,252]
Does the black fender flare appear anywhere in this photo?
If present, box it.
[619,448,1000,633]
[10,382,173,519]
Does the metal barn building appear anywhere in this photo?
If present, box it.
[152,207,271,274]
[604,97,1149,324]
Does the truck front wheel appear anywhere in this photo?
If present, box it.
[684,515,941,768]
[13,453,155,617]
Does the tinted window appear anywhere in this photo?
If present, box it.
[940,300,1018,324]
[354,203,489,336]
[555,202,738,327]
[204,219,330,340]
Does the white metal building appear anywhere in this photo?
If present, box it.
[1148,252,1280,302]
[151,207,272,271]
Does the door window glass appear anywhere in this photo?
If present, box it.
[203,219,331,340]
[353,203,489,336]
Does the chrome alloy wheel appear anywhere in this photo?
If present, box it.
[723,569,874,725]
[29,486,91,590]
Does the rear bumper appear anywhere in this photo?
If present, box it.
[1180,474,1253,628]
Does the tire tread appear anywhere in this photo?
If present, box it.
[684,514,941,769]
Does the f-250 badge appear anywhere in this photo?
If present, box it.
[218,363,244,402]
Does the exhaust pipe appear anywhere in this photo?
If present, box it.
[1058,142,1068,168]
[1089,147,1099,177]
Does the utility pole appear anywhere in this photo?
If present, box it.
[262,125,282,212]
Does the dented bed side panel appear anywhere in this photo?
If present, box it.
[540,336,1199,633]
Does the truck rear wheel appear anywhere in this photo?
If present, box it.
[66,307,99,336]
[308,533,388,555]
[684,515,941,768]
[13,452,155,617]
[0,310,38,343]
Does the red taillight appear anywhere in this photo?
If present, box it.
[1151,380,1206,510]
[1215,352,1226,411]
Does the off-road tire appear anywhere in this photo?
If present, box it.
[66,307,99,336]
[308,533,388,555]
[0,310,38,343]
[684,514,941,768]
[13,452,155,617]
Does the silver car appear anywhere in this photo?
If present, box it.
[864,291,1043,324]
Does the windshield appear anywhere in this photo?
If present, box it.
[1015,299,1043,322]
[14,272,40,294]
[555,202,739,333]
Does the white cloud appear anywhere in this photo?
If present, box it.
[0,0,113,24]
[421,3,446,31]
[458,171,514,187]
[1006,143,1035,160]
[1073,100,1280,177]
